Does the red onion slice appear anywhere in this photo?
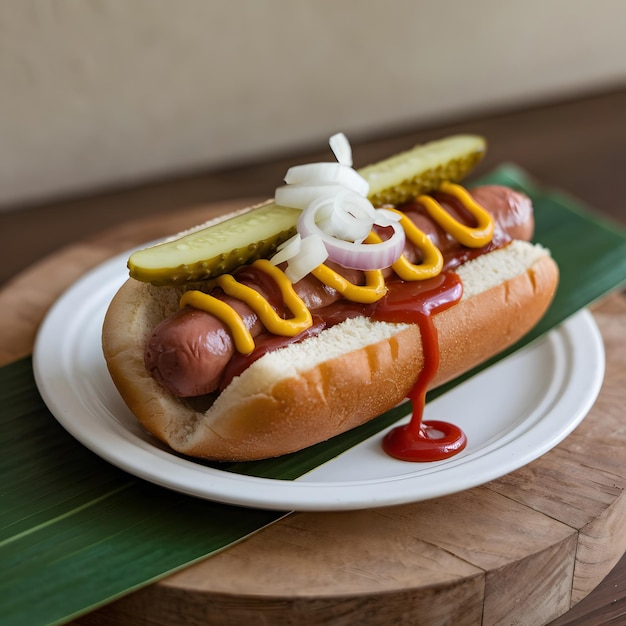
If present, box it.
[271,132,404,277]
[298,194,406,271]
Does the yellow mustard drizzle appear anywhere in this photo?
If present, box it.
[179,259,313,355]
[217,260,313,335]
[179,184,495,353]
[311,264,386,304]
[179,290,256,354]
[367,209,444,281]
[418,182,494,248]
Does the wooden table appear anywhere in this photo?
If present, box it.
[1,87,625,625]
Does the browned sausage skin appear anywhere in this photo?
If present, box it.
[144,263,363,397]
[145,186,533,398]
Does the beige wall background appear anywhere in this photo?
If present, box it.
[1,0,625,210]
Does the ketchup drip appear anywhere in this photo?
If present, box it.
[222,272,468,461]
[372,273,467,462]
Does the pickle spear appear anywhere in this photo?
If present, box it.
[360,134,486,207]
[128,134,486,285]
[128,202,300,286]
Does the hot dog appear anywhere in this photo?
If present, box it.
[102,135,558,462]
[145,185,533,397]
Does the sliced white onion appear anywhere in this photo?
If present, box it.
[269,233,302,266]
[283,234,328,283]
[313,190,377,242]
[283,162,369,196]
[275,184,350,211]
[298,196,406,270]
[272,132,404,277]
[329,132,353,166]
[372,207,402,228]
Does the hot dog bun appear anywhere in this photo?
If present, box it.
[102,238,558,461]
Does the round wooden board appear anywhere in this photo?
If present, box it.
[1,201,625,626]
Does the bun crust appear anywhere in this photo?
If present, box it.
[102,240,558,461]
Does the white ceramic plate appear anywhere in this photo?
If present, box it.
[33,250,605,511]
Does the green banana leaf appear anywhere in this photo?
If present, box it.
[1,164,625,626]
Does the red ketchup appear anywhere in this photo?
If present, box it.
[373,273,467,462]
[223,271,469,461]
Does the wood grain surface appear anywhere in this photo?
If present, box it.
[1,87,625,625]
[0,201,624,626]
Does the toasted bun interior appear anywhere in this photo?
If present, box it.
[102,240,558,461]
